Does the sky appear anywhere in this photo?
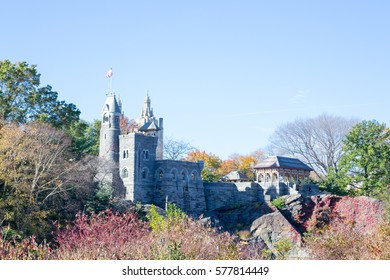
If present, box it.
[1,0,389,159]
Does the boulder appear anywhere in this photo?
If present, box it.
[280,194,316,232]
[250,211,302,256]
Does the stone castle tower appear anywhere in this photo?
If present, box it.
[98,92,125,197]
[99,92,121,162]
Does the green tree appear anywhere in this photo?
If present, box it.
[0,60,80,128]
[67,119,101,157]
[330,120,390,197]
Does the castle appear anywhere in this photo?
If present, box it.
[99,92,317,215]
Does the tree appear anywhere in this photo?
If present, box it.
[67,119,101,157]
[0,122,98,240]
[164,137,195,160]
[0,60,80,128]
[0,122,79,203]
[330,120,390,197]
[220,149,265,180]
[186,150,222,182]
[268,113,358,180]
[120,115,136,135]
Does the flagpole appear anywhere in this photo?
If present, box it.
[110,75,112,93]
[106,67,113,94]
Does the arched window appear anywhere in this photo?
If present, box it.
[122,168,128,178]
[191,171,198,182]
[103,113,109,123]
[156,169,164,181]
[171,170,177,181]
[181,171,187,181]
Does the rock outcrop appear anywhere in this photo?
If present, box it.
[250,211,302,249]
[279,194,385,234]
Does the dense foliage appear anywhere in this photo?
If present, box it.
[0,60,80,129]
[324,120,390,197]
[0,60,105,241]
[1,205,265,260]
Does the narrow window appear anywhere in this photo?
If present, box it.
[159,170,164,180]
[103,113,109,123]
[142,169,147,179]
[122,168,128,178]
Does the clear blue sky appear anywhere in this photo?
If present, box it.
[2,0,389,159]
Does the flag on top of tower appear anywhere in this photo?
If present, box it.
[106,68,113,78]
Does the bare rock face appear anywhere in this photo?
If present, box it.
[250,211,302,256]
[205,202,274,231]
[281,194,316,232]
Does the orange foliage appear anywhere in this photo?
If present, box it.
[186,149,265,182]
[120,115,136,134]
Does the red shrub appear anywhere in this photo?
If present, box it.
[0,234,52,260]
[54,209,152,259]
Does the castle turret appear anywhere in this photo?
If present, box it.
[99,92,121,163]
[98,91,125,197]
[135,94,164,159]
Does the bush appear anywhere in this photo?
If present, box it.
[54,209,151,260]
[0,233,52,260]
[147,203,242,260]
[271,197,285,210]
[263,238,292,260]
[1,204,266,260]
[304,222,390,259]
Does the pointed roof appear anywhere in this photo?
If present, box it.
[138,120,160,132]
[141,93,153,119]
[101,93,121,114]
[254,156,313,171]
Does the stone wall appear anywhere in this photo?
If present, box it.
[152,160,207,215]
[204,182,265,211]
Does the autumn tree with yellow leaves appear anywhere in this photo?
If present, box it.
[186,149,264,182]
